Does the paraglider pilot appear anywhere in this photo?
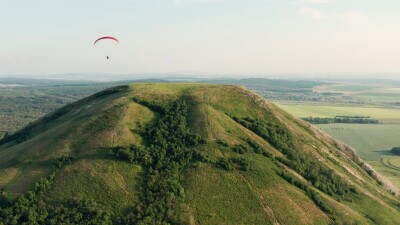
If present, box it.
[93,36,119,60]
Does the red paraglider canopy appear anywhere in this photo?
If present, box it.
[94,36,119,45]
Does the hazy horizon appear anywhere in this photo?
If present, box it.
[2,0,400,78]
[1,72,400,82]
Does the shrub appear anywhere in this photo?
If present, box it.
[53,156,76,168]
[216,140,229,147]
[278,170,333,215]
[193,151,212,163]
[232,144,248,154]
[244,138,264,154]
[230,157,250,171]
[217,158,234,171]
[110,146,135,163]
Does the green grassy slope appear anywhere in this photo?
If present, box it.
[0,84,399,224]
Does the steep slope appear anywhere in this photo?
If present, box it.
[0,84,399,224]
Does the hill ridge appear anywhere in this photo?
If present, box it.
[0,83,399,224]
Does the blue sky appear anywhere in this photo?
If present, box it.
[1,0,400,78]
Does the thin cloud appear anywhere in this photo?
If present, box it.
[301,7,324,19]
[299,0,330,4]
[138,51,147,60]
[300,7,367,23]
[174,0,224,4]
[338,11,366,23]
[0,56,26,65]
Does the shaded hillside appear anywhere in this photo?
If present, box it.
[0,84,399,225]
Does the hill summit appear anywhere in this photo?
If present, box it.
[0,84,399,224]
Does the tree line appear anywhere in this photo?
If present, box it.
[390,147,400,155]
[116,99,204,224]
[302,116,379,124]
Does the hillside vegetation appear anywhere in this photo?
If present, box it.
[0,84,399,224]
[0,79,116,138]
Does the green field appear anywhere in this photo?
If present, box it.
[275,100,400,187]
[323,85,381,92]
[356,92,400,103]
[316,123,400,187]
[275,102,400,123]
[315,82,386,93]
[316,124,400,161]
[314,82,400,106]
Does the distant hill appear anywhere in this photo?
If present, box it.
[0,84,399,224]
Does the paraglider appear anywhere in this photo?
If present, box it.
[94,36,119,45]
[94,36,119,60]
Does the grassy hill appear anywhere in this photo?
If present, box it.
[0,84,399,224]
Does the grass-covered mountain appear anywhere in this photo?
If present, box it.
[0,84,399,225]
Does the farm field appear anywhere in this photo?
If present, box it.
[275,102,400,123]
[314,82,400,93]
[314,82,400,106]
[316,124,400,161]
[356,92,400,103]
[274,100,400,187]
[366,159,400,187]
[314,83,385,92]
[317,123,400,187]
